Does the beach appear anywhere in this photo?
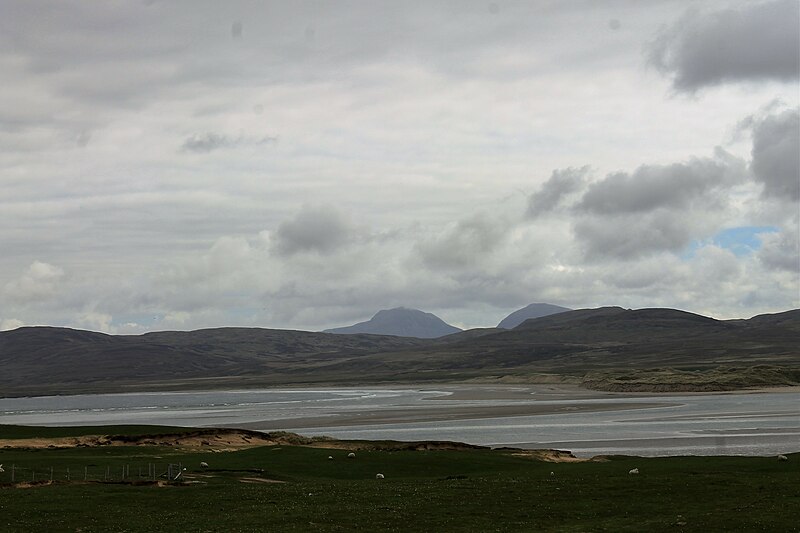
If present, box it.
[237,384,669,430]
[2,384,798,457]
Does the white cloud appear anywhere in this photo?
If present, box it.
[0,2,797,332]
[3,261,65,303]
[0,318,24,331]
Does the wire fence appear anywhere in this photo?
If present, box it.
[0,463,187,484]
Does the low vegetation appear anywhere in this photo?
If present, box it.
[582,365,800,392]
[0,425,797,532]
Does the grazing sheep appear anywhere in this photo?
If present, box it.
[629,468,639,475]
[327,456,334,460]
[0,464,4,473]
[375,473,385,479]
[200,462,209,468]
[778,455,788,461]
[347,452,356,458]
[550,471,555,477]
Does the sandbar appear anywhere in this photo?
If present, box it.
[236,384,671,431]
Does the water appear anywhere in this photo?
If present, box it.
[1,387,797,457]
[0,388,440,427]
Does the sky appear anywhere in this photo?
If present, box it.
[0,0,798,334]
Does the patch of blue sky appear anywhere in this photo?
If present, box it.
[682,226,780,259]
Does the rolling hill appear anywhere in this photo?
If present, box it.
[0,307,797,396]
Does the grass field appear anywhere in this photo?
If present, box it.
[0,425,798,532]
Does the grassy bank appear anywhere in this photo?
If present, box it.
[581,365,800,392]
[0,425,797,532]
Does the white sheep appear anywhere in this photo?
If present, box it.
[347,452,356,458]
[200,461,209,468]
[0,464,4,473]
[327,456,333,460]
[550,471,555,477]
[778,455,788,461]
[629,468,639,475]
[375,473,384,479]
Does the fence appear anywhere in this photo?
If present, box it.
[0,463,186,484]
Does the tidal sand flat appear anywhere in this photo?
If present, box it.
[3,385,796,458]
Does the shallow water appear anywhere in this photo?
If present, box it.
[292,393,799,457]
[0,387,797,457]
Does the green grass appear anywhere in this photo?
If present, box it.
[582,365,800,392]
[0,426,798,532]
[0,424,195,440]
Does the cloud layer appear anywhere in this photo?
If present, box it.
[648,0,800,91]
[0,1,797,333]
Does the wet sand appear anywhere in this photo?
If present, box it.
[237,384,670,431]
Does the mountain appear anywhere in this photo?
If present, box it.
[314,307,800,382]
[1,307,797,396]
[324,307,462,338]
[497,303,572,329]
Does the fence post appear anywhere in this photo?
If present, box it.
[50,467,53,481]
[84,466,88,481]
[67,467,70,481]
[11,464,14,483]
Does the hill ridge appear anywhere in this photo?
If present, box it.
[324,307,462,338]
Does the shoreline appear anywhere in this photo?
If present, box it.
[236,399,671,431]
[1,382,798,401]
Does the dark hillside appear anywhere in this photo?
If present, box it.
[0,307,797,396]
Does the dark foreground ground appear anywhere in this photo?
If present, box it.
[0,425,797,532]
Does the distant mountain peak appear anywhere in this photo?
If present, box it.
[324,307,462,338]
[497,303,572,329]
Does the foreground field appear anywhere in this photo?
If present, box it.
[0,426,797,532]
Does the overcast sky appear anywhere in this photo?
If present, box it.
[1,0,798,333]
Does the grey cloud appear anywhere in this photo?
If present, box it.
[570,151,748,260]
[648,0,800,91]
[181,133,277,153]
[578,155,741,215]
[0,0,660,113]
[274,205,353,255]
[416,214,505,269]
[750,108,800,201]
[527,166,589,218]
[758,230,800,272]
[573,210,694,259]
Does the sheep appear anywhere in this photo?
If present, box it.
[549,471,555,477]
[0,464,4,473]
[628,468,639,475]
[347,452,356,458]
[375,473,385,479]
[327,456,334,460]
[200,461,209,468]
[778,455,788,461]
